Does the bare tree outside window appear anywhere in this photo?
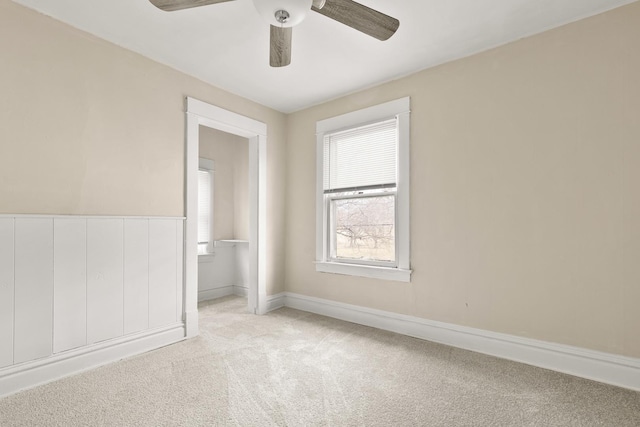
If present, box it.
[332,194,395,262]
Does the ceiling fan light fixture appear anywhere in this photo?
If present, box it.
[149,0,399,68]
[252,0,312,27]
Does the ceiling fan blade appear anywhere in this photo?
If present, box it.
[270,26,292,67]
[149,0,234,12]
[312,0,399,41]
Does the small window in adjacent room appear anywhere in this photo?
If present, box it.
[198,158,214,255]
[315,97,411,282]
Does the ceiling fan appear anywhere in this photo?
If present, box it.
[149,0,400,67]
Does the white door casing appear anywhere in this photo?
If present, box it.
[184,97,267,337]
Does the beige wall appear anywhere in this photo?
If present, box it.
[285,2,640,358]
[199,127,249,241]
[0,0,286,294]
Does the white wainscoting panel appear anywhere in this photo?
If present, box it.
[149,220,177,328]
[53,219,87,354]
[176,223,184,322]
[0,215,186,399]
[0,219,14,368]
[14,219,54,364]
[124,219,149,335]
[87,220,124,344]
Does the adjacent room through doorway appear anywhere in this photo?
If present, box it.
[197,127,251,304]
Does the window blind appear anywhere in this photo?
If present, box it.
[198,170,212,245]
[323,118,397,193]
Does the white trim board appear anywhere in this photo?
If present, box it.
[0,324,185,398]
[280,293,640,392]
[197,286,248,302]
[233,285,248,298]
[185,96,268,340]
[198,286,235,302]
[266,292,286,312]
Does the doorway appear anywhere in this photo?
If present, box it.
[183,97,267,338]
[197,128,250,302]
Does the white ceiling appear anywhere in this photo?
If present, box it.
[12,0,636,113]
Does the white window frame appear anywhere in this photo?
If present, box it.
[315,97,411,282]
[198,158,214,255]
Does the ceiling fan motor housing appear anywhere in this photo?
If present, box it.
[274,10,290,23]
[252,0,313,27]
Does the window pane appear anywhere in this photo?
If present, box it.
[332,195,395,263]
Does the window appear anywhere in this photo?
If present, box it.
[316,97,411,282]
[198,158,214,255]
[324,119,397,266]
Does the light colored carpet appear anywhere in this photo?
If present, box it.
[0,296,638,426]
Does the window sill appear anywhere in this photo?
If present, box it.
[315,262,412,283]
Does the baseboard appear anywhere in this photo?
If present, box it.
[0,323,185,398]
[266,292,286,312]
[283,293,640,392]
[233,285,248,297]
[198,286,235,302]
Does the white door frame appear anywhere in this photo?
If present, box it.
[184,97,267,338]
